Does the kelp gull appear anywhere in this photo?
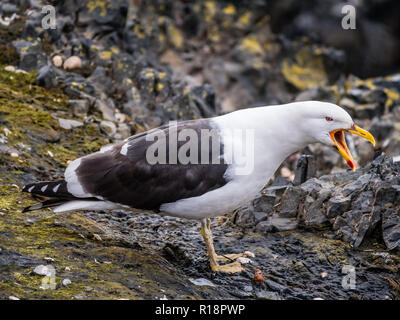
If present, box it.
[22,101,375,273]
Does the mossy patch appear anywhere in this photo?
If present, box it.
[282,46,328,90]
[0,64,206,300]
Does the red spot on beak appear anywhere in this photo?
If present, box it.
[347,160,355,170]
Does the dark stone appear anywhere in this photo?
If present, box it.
[293,154,315,185]
[255,215,298,233]
[254,289,281,300]
[35,66,57,89]
[326,195,350,219]
[351,191,375,213]
[301,189,331,227]
[112,53,144,84]
[12,39,47,71]
[255,220,273,234]
[87,66,113,95]
[79,0,129,30]
[277,186,306,218]
[343,174,374,197]
[369,119,395,143]
[69,99,90,117]
[253,211,269,224]
[253,194,276,213]
[1,3,20,14]
[381,185,400,250]
[191,84,220,117]
[234,206,255,228]
[62,73,95,97]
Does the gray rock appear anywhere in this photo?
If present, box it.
[1,3,20,14]
[277,186,306,218]
[255,220,274,234]
[112,53,143,84]
[326,195,351,219]
[63,73,96,97]
[116,123,131,140]
[58,118,83,130]
[343,174,374,197]
[381,185,400,250]
[253,211,269,224]
[189,278,216,287]
[33,265,51,276]
[351,191,375,213]
[62,278,72,286]
[78,0,129,29]
[255,214,298,233]
[99,120,117,137]
[12,39,47,71]
[95,99,115,121]
[35,66,57,89]
[265,279,287,293]
[293,154,316,185]
[234,206,255,228]
[70,99,90,117]
[301,189,331,227]
[254,289,281,300]
[253,194,276,213]
[88,66,113,95]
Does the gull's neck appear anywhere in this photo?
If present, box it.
[214,104,315,179]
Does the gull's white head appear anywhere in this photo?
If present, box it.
[293,101,376,170]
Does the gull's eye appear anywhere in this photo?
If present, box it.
[325,116,334,122]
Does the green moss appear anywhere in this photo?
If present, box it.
[0,64,202,300]
[0,17,25,43]
[281,46,328,90]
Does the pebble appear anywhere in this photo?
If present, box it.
[64,56,82,70]
[244,251,255,258]
[115,112,126,123]
[62,278,72,286]
[189,278,216,287]
[58,118,84,130]
[4,65,27,74]
[33,265,51,276]
[69,99,89,117]
[100,120,117,136]
[3,128,12,136]
[93,233,102,241]
[4,65,15,72]
[52,55,63,68]
[237,257,252,264]
[321,272,328,278]
[280,166,292,178]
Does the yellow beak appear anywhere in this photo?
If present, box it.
[330,125,375,171]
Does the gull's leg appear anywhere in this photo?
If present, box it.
[200,218,244,274]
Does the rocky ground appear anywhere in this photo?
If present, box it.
[0,0,399,300]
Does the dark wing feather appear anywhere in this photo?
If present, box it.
[75,119,228,210]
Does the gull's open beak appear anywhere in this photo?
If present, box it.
[330,125,375,171]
